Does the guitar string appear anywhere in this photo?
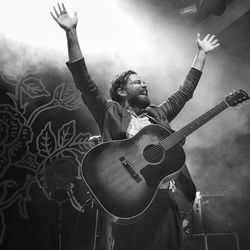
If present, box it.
[128,116,199,166]
[129,116,209,167]
[127,109,204,166]
[119,131,176,168]
[127,102,227,167]
[138,102,228,164]
[128,121,195,167]
[133,136,180,166]
[128,134,176,167]
[127,129,187,167]
[130,97,246,166]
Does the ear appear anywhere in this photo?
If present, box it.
[117,87,127,97]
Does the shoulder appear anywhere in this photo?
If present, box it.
[106,100,126,113]
[146,104,165,113]
[145,105,168,121]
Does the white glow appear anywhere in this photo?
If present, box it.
[2,0,249,155]
[0,0,152,58]
[0,0,193,70]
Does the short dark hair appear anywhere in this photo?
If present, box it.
[109,70,136,103]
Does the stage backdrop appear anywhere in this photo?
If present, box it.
[0,37,103,250]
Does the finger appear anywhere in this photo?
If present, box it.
[50,11,58,22]
[204,34,210,41]
[211,39,218,45]
[62,3,67,13]
[57,2,63,14]
[196,32,201,42]
[196,33,201,43]
[208,34,215,42]
[53,6,59,18]
[213,43,220,48]
[74,11,77,18]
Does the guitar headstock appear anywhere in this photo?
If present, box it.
[225,89,249,107]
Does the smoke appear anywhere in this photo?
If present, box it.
[1,0,250,234]
[109,2,250,234]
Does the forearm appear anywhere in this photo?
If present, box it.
[160,68,202,122]
[191,50,207,72]
[66,28,83,62]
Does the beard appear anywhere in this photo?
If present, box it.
[128,95,151,109]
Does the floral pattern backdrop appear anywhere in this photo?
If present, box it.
[0,46,100,249]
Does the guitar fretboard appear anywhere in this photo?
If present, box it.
[160,101,229,150]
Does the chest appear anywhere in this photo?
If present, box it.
[103,106,171,141]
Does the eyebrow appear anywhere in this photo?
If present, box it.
[130,80,142,84]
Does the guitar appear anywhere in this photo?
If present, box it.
[81,90,249,224]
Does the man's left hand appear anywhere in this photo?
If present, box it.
[196,33,220,53]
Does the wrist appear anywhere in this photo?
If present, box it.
[66,26,77,34]
[197,49,208,56]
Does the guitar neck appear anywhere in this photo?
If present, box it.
[161,101,229,150]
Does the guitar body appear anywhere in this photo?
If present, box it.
[80,89,249,224]
[81,124,186,224]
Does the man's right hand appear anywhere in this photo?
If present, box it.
[51,3,78,32]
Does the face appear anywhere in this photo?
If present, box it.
[122,73,150,109]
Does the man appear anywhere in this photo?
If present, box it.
[51,3,219,250]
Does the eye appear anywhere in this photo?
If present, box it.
[132,80,141,85]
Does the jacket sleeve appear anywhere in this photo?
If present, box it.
[159,67,202,122]
[66,58,109,131]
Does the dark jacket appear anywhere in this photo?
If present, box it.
[67,58,201,143]
[67,58,202,250]
[67,58,201,205]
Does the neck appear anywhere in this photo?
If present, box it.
[125,101,144,116]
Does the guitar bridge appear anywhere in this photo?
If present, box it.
[119,156,142,183]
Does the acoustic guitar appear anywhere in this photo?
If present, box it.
[81,90,249,224]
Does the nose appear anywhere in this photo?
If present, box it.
[140,81,148,94]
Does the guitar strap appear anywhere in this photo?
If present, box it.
[142,111,172,129]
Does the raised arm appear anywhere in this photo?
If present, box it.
[51,3,109,131]
[51,3,82,61]
[160,33,220,121]
[192,33,220,71]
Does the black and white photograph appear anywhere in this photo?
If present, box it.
[0,0,250,250]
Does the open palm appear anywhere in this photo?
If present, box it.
[196,33,220,53]
[51,3,78,31]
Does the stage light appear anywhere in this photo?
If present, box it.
[179,4,198,17]
[177,0,231,20]
[199,0,228,16]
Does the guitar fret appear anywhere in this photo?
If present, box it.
[161,101,228,150]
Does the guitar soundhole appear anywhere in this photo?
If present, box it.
[143,144,164,164]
